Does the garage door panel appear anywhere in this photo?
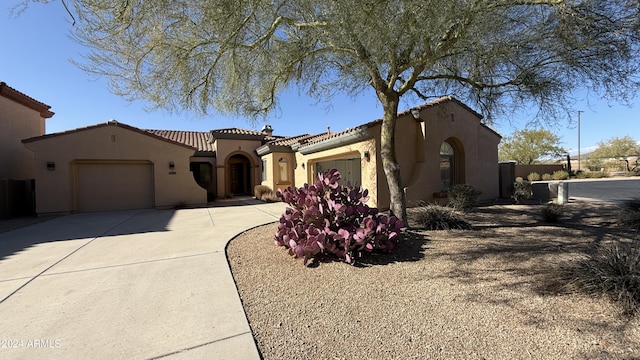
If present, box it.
[76,162,154,212]
[316,158,362,186]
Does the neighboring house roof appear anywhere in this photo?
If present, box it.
[146,130,214,152]
[22,120,196,150]
[0,82,54,118]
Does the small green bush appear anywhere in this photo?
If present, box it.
[512,179,532,204]
[254,185,273,200]
[415,204,472,230]
[551,170,569,180]
[561,241,640,316]
[527,172,541,181]
[618,197,640,232]
[447,184,481,212]
[541,203,565,223]
[541,173,552,181]
[575,170,609,179]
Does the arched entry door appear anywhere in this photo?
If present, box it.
[227,154,252,195]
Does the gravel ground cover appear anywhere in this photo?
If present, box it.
[227,203,640,359]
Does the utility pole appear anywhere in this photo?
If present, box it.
[577,110,583,171]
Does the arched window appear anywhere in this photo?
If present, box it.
[440,142,455,191]
[278,157,289,182]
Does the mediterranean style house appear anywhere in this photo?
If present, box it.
[0,82,54,218]
[258,96,501,209]
[18,94,500,215]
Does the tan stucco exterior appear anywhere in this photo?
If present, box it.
[23,121,206,215]
[400,100,501,207]
[0,83,53,180]
[20,95,499,215]
[259,97,501,210]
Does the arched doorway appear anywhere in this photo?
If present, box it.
[440,138,465,191]
[227,154,252,195]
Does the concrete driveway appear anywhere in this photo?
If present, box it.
[0,200,285,359]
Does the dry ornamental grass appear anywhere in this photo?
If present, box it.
[227,203,640,359]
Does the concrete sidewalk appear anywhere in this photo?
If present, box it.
[0,201,286,359]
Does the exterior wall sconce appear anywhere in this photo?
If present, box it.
[169,162,175,170]
[301,162,305,169]
[364,151,371,162]
[411,108,421,120]
[46,161,55,171]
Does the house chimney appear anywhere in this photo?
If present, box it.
[261,124,273,136]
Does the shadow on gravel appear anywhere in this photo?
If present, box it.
[356,230,429,267]
[305,229,430,268]
[427,203,639,318]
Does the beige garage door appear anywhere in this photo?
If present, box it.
[76,162,154,212]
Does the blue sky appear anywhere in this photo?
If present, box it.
[2,2,638,155]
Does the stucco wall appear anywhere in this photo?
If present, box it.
[190,155,217,199]
[24,123,206,214]
[295,137,378,207]
[261,99,500,211]
[0,96,46,180]
[401,102,501,206]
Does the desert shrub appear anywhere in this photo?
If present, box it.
[447,184,481,212]
[415,204,472,230]
[275,169,403,265]
[561,241,640,316]
[527,172,541,181]
[541,173,552,181]
[618,197,640,232]
[590,171,609,178]
[512,179,532,204]
[541,203,566,223]
[552,170,570,180]
[254,185,273,199]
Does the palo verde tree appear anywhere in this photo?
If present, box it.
[499,128,566,164]
[591,136,640,171]
[591,136,640,159]
[19,0,640,224]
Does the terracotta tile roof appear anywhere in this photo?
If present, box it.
[291,96,496,150]
[211,127,265,136]
[266,133,313,146]
[146,130,214,152]
[298,120,379,147]
[210,127,281,141]
[0,81,54,118]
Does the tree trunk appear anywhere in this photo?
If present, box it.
[378,93,408,226]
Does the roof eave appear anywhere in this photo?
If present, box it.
[256,144,293,156]
[298,127,370,155]
[0,82,54,118]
